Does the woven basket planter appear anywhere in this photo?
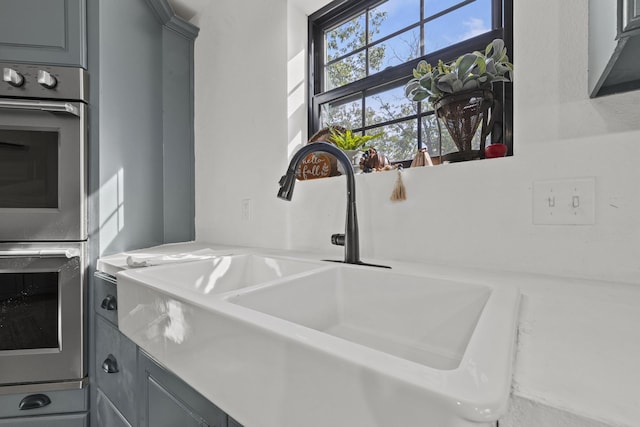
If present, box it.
[432,89,496,162]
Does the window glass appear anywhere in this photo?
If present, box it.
[365,84,416,126]
[326,14,366,61]
[424,0,468,18]
[423,0,492,54]
[366,119,417,162]
[320,94,363,129]
[368,28,421,74]
[368,0,421,42]
[312,0,510,164]
[325,51,366,90]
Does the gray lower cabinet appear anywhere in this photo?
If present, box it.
[139,351,228,427]
[95,315,139,426]
[0,0,86,66]
[0,413,88,426]
[0,387,87,427]
[95,274,119,326]
[94,274,242,427]
[96,388,132,427]
[0,388,87,419]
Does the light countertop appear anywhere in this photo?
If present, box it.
[97,241,640,427]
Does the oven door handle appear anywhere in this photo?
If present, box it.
[0,99,79,117]
[0,248,80,258]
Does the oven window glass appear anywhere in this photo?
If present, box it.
[0,272,59,350]
[0,129,59,208]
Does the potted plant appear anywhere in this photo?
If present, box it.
[329,127,383,166]
[404,39,513,161]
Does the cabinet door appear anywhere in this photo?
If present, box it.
[0,0,86,66]
[95,316,138,425]
[147,376,208,427]
[139,351,227,427]
[96,389,132,427]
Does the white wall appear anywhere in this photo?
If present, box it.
[194,0,640,285]
[193,0,290,249]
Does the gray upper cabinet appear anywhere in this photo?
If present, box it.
[589,0,640,97]
[0,0,86,67]
[621,0,640,34]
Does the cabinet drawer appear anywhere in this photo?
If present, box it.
[96,388,132,427]
[95,315,137,425]
[95,274,119,326]
[0,388,87,419]
[0,413,87,426]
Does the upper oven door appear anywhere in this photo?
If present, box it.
[0,99,86,241]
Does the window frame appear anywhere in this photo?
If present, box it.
[308,0,514,165]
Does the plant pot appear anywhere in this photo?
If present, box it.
[341,149,361,169]
[433,89,496,162]
[485,143,508,158]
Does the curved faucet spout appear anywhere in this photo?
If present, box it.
[277,142,360,265]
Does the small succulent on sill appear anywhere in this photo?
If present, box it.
[329,127,383,151]
[404,38,513,105]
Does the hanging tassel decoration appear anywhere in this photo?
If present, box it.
[390,165,407,202]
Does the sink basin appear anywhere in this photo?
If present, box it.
[116,257,520,427]
[117,253,327,297]
[228,267,490,370]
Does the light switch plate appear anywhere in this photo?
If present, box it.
[533,178,596,225]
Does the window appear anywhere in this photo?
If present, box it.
[309,0,513,165]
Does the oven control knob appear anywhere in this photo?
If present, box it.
[2,67,25,87]
[37,70,58,89]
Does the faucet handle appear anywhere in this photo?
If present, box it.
[331,234,345,246]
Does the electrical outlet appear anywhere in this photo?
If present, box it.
[533,178,595,225]
[241,198,252,221]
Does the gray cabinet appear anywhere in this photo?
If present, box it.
[621,0,640,34]
[0,0,86,67]
[138,351,228,427]
[93,273,244,427]
[95,316,139,426]
[0,388,87,419]
[0,413,87,426]
[95,274,119,326]
[96,388,132,427]
[87,0,198,256]
[589,0,640,97]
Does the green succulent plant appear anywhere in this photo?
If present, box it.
[329,127,383,151]
[404,39,513,105]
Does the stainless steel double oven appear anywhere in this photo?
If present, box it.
[0,62,88,390]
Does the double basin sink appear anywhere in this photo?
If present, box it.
[116,253,520,427]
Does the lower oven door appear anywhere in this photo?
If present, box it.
[0,98,86,241]
[0,243,85,385]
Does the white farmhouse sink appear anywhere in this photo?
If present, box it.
[118,253,327,297]
[229,267,490,370]
[116,257,520,427]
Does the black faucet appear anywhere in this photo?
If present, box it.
[278,142,389,268]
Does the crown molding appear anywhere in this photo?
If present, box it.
[144,0,200,40]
